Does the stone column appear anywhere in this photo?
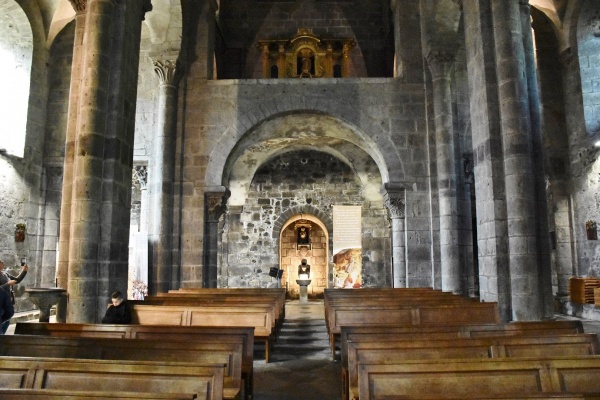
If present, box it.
[461,0,511,321]
[555,48,581,295]
[390,0,423,82]
[520,0,553,318]
[203,188,230,288]
[149,58,179,294]
[384,184,406,288]
[427,51,461,294]
[56,0,88,322]
[492,0,541,320]
[61,0,151,322]
[66,0,118,322]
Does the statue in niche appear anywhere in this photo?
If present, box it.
[297,226,310,245]
[298,48,314,77]
[298,259,311,278]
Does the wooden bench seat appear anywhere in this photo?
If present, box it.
[366,394,600,400]
[0,356,224,400]
[129,303,275,362]
[345,334,600,400]
[0,335,243,400]
[136,296,284,336]
[0,389,199,400]
[339,320,585,368]
[355,356,600,400]
[14,323,255,400]
[327,302,501,359]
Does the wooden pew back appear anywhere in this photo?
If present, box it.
[0,389,199,400]
[0,356,224,400]
[14,323,254,400]
[356,356,600,400]
[0,335,243,400]
[346,334,600,399]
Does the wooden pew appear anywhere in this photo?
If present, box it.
[0,389,199,400]
[14,323,255,400]
[136,295,284,337]
[364,395,600,400]
[345,334,600,400]
[129,303,276,362]
[0,335,243,400]
[327,302,501,359]
[339,320,585,370]
[0,356,224,400]
[356,356,600,400]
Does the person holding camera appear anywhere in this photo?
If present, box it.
[0,258,28,334]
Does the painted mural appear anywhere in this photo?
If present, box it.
[333,248,362,288]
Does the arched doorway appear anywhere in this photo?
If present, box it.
[279,214,329,299]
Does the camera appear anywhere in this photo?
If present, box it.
[21,257,26,266]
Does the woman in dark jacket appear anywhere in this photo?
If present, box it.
[0,259,27,333]
[0,289,14,333]
[101,291,132,324]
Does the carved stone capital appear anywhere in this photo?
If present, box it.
[205,189,231,222]
[132,165,148,190]
[426,51,455,78]
[153,59,179,86]
[69,0,87,13]
[383,184,406,219]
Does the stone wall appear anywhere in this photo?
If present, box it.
[223,149,389,290]
[172,77,433,289]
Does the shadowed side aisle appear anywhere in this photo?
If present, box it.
[253,300,341,400]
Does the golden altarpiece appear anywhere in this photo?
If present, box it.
[257,28,355,78]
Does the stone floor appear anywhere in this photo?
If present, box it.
[5,301,600,400]
[253,300,341,400]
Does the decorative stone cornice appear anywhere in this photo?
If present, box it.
[205,189,231,221]
[383,184,406,219]
[69,0,87,13]
[153,59,179,86]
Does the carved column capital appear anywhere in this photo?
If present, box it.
[69,0,87,13]
[132,165,148,190]
[153,59,180,87]
[205,188,231,222]
[426,51,455,78]
[383,184,406,219]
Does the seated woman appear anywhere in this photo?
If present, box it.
[101,291,132,324]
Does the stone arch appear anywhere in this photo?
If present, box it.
[203,82,409,189]
[206,105,403,206]
[272,204,333,240]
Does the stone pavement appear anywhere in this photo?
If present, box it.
[253,300,341,400]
